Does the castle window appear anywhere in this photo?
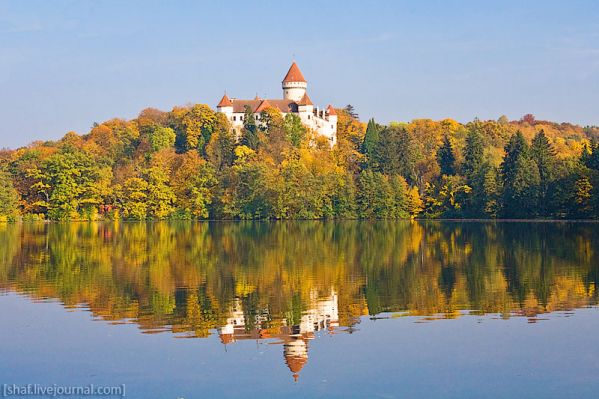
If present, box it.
[331,125,334,129]
[308,115,311,119]
[233,116,236,121]
[240,116,244,121]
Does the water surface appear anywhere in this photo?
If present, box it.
[1,221,598,398]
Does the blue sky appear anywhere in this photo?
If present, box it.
[1,0,598,148]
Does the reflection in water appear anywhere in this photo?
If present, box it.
[0,221,598,381]
[218,290,338,381]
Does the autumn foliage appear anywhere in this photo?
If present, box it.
[0,104,598,221]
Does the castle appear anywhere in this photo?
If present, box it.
[216,62,338,145]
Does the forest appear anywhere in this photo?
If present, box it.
[1,103,599,221]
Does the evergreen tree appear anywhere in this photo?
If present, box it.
[463,128,484,180]
[530,130,556,216]
[581,143,592,167]
[206,114,235,172]
[585,139,599,170]
[343,104,359,119]
[362,118,380,167]
[462,128,487,216]
[240,105,259,150]
[374,126,418,184]
[437,134,456,175]
[500,131,540,218]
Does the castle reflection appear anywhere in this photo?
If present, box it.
[0,221,598,381]
[218,290,338,381]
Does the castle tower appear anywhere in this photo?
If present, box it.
[216,93,233,115]
[282,62,307,102]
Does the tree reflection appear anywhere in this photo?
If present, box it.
[0,221,598,379]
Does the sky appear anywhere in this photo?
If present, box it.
[1,0,598,148]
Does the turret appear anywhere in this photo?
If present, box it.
[282,62,307,102]
[216,93,233,115]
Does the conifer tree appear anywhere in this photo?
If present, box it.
[362,118,380,167]
[500,131,540,217]
[463,128,484,180]
[240,105,258,150]
[530,130,556,216]
[462,128,488,216]
[437,134,456,176]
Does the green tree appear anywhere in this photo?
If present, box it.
[38,148,108,220]
[500,132,540,218]
[362,118,380,167]
[530,130,556,216]
[148,127,176,152]
[463,128,484,180]
[145,165,176,219]
[206,113,235,172]
[390,175,410,219]
[437,135,456,176]
[0,169,19,221]
[573,176,593,218]
[173,104,216,153]
[119,177,149,220]
[222,148,275,219]
[375,126,418,184]
[423,175,471,218]
[283,113,307,148]
[240,105,259,150]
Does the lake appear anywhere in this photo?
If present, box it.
[1,221,598,398]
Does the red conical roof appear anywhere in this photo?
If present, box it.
[217,93,233,107]
[255,99,272,113]
[282,62,307,83]
[297,92,313,106]
[326,104,337,115]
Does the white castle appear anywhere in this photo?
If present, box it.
[216,62,338,145]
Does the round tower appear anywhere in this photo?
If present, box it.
[282,62,307,102]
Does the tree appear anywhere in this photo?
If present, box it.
[530,130,556,216]
[437,135,456,176]
[390,175,410,218]
[374,125,418,184]
[343,104,358,119]
[500,132,540,218]
[283,113,307,148]
[406,186,424,217]
[145,164,176,219]
[423,175,471,218]
[206,113,235,172]
[148,127,176,152]
[240,105,259,150]
[520,114,536,125]
[0,169,19,221]
[362,118,380,167]
[222,147,276,219]
[463,128,484,180]
[36,148,109,220]
[119,177,149,220]
[573,176,593,218]
[172,104,216,153]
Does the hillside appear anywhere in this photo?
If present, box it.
[0,104,598,221]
